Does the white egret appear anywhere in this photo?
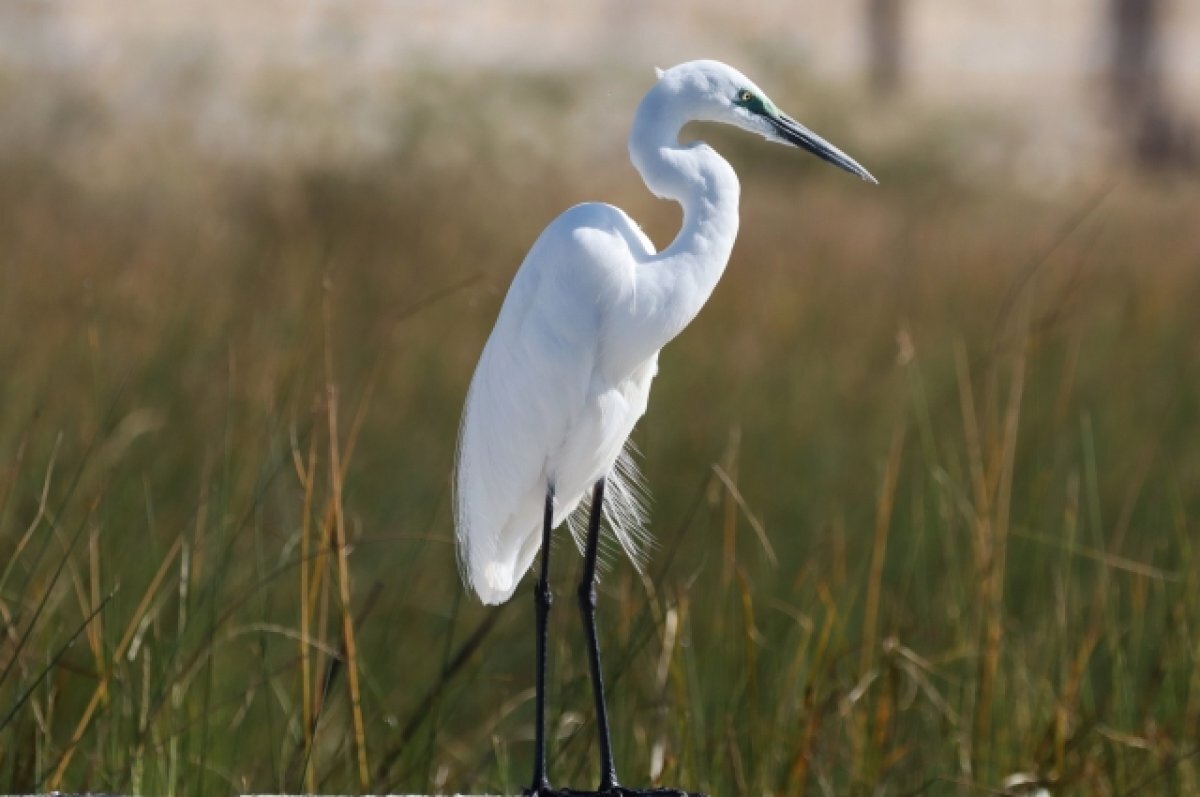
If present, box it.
[454,60,875,797]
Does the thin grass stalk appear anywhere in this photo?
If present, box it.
[0,492,99,761]
[192,349,238,797]
[303,350,376,770]
[250,477,279,787]
[415,583,461,790]
[87,519,103,682]
[735,565,761,778]
[725,718,748,796]
[965,309,1027,780]
[0,432,61,598]
[311,520,332,754]
[981,310,1027,769]
[308,507,331,688]
[51,519,96,666]
[303,446,339,779]
[298,433,318,793]
[649,604,678,786]
[954,341,990,776]
[1055,471,1080,777]
[132,644,151,793]
[375,606,506,788]
[169,464,207,797]
[0,589,116,733]
[323,292,370,790]
[721,424,741,589]
[1178,488,1200,795]
[0,430,30,540]
[855,419,905,780]
[46,534,183,789]
[785,586,839,797]
[769,601,813,791]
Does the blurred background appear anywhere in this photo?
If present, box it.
[1,1,1198,794]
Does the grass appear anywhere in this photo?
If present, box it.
[1,67,1199,795]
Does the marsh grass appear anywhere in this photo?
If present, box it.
[1,69,1199,795]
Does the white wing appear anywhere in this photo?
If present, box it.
[454,202,658,604]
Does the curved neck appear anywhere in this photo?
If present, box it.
[606,85,740,373]
[629,88,741,262]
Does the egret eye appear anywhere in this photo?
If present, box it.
[739,90,753,103]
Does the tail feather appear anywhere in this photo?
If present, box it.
[567,441,654,579]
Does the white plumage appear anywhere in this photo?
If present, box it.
[454,202,660,604]
[454,60,875,606]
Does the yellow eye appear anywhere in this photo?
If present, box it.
[739,90,753,102]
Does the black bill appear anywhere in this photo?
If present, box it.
[769,113,878,184]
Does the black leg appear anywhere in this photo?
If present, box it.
[527,479,701,797]
[578,478,620,792]
[529,485,555,796]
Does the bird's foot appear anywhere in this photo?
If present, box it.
[523,783,557,797]
[535,788,705,797]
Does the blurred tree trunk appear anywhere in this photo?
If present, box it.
[1107,0,1195,168]
[866,0,904,96]
[1108,0,1158,106]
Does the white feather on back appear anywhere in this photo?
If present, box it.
[454,201,659,605]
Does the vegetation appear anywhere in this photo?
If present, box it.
[1,70,1198,795]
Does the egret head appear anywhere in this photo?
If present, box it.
[654,60,877,184]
